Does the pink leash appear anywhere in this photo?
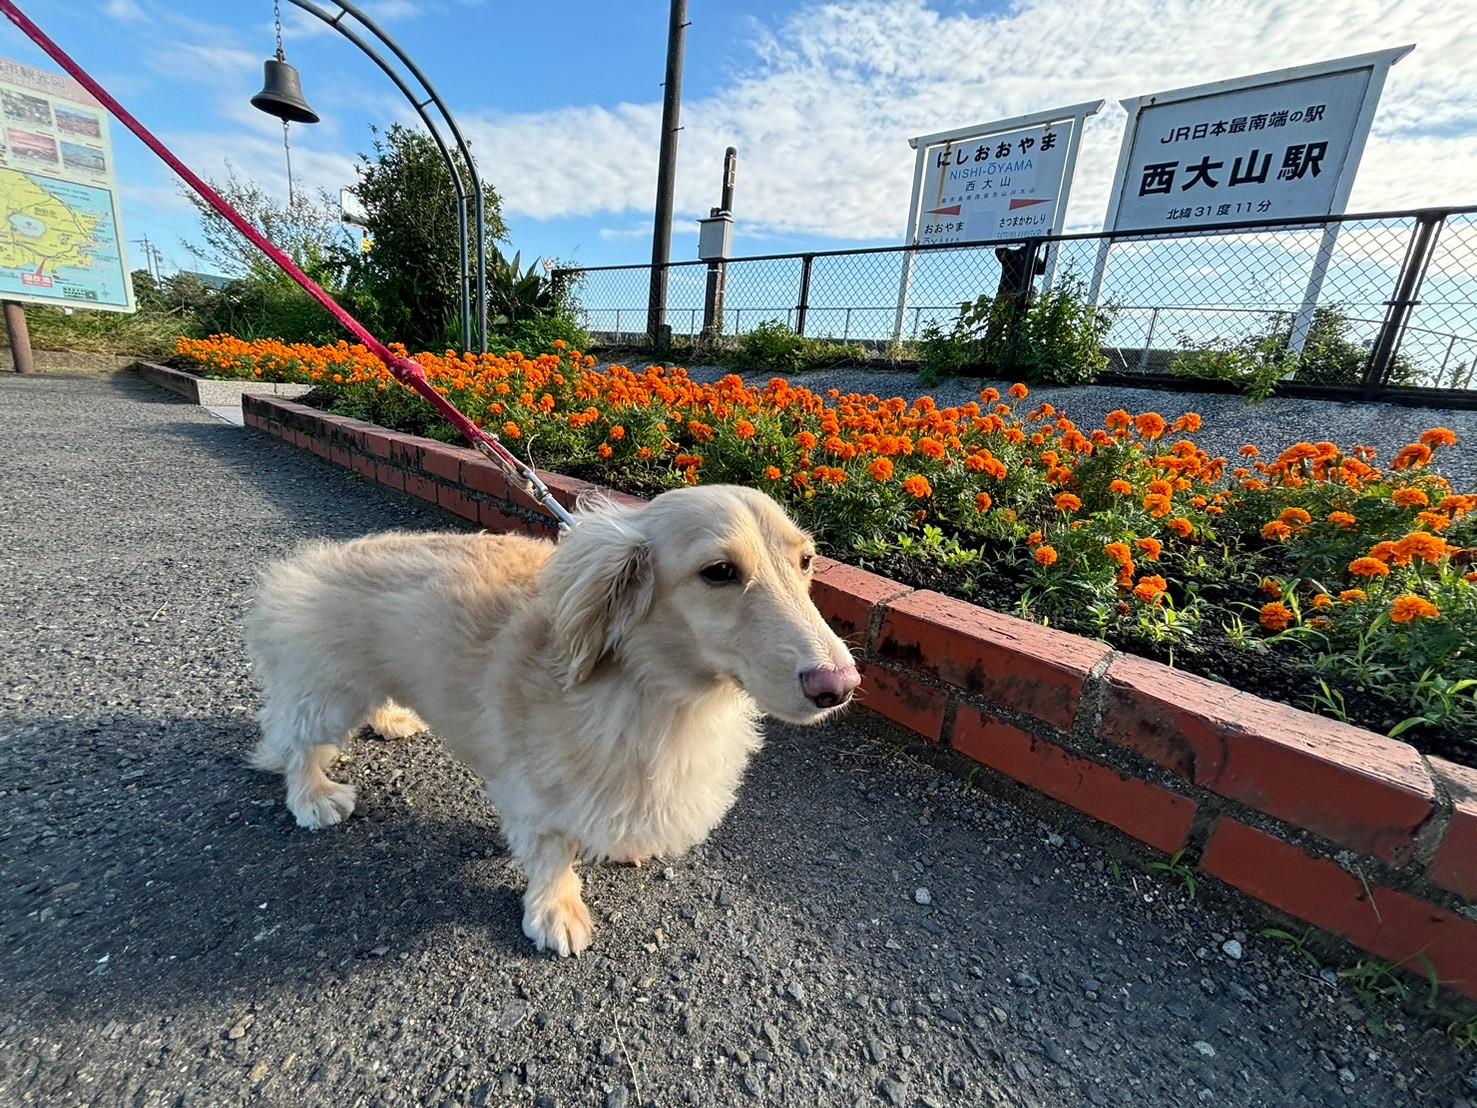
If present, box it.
[0,1,577,530]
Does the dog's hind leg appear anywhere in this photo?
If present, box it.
[366,699,428,741]
[250,690,364,830]
[515,831,594,957]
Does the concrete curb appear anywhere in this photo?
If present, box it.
[244,393,1477,1000]
[134,360,312,406]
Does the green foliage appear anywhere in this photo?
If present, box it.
[728,320,868,373]
[918,278,1115,385]
[1171,306,1413,399]
[487,250,555,329]
[347,123,507,350]
[489,314,590,356]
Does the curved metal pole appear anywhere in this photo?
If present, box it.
[332,0,488,354]
[286,0,474,351]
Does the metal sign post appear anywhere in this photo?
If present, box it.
[1089,45,1413,358]
[892,100,1102,342]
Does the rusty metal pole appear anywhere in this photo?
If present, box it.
[4,300,34,374]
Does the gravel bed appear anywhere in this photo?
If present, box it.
[1,374,1473,1108]
[670,365,1477,490]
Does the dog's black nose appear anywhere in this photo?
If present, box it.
[801,665,860,709]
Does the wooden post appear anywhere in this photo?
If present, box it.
[4,301,34,374]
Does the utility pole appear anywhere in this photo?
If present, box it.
[646,0,688,349]
[701,147,737,339]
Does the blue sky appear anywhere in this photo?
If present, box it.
[11,0,1477,277]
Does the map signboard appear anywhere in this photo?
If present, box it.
[0,55,133,313]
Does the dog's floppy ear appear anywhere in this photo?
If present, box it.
[541,504,653,686]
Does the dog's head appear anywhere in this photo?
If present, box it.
[539,485,859,724]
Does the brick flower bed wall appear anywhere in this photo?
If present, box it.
[244,395,1477,1000]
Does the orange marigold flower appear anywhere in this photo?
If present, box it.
[502,421,522,439]
[1392,443,1433,470]
[1390,594,1440,624]
[1009,383,1029,399]
[638,446,654,460]
[867,457,894,482]
[1143,493,1173,518]
[1134,537,1162,560]
[1395,531,1453,563]
[1261,520,1294,541]
[1167,517,1194,539]
[1417,510,1451,532]
[1027,530,1044,547]
[1033,545,1059,566]
[1054,492,1082,512]
[975,492,993,512]
[1260,577,1282,597]
[765,465,782,480]
[795,431,818,450]
[1172,413,1203,433]
[735,420,757,440]
[1348,557,1391,578]
[597,443,614,459]
[1259,602,1294,631]
[1105,541,1133,566]
[1312,593,1333,609]
[1135,412,1167,441]
[1392,487,1429,508]
[1339,589,1367,603]
[1133,575,1168,604]
[1420,427,1458,448]
[1327,511,1357,527]
[1105,409,1132,431]
[1309,616,1332,631]
[1239,444,1260,457]
[1109,479,1134,495]
[918,437,947,460]
[1278,507,1312,526]
[901,475,932,498]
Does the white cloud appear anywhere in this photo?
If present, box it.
[103,0,146,22]
[147,41,259,85]
[463,0,1477,241]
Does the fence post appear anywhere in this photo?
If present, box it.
[1138,307,1160,374]
[1364,213,1443,396]
[796,253,814,337]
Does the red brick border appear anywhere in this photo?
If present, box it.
[243,394,1476,1000]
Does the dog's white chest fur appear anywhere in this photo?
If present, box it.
[472,682,764,864]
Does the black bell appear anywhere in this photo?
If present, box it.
[251,58,319,125]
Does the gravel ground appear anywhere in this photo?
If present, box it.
[2,373,1474,1108]
[672,365,1477,490]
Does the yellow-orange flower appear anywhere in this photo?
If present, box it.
[765,465,782,480]
[1327,511,1357,528]
[1395,531,1453,564]
[1134,537,1162,560]
[1134,412,1167,441]
[1312,593,1333,609]
[867,457,894,482]
[1109,479,1134,495]
[1034,545,1058,566]
[597,443,614,459]
[1133,575,1168,604]
[1259,602,1294,631]
[1393,443,1433,470]
[1339,589,1366,603]
[1143,493,1173,518]
[1009,382,1029,399]
[1279,507,1312,526]
[1420,427,1458,448]
[975,492,993,512]
[1055,492,1082,513]
[901,474,932,498]
[1348,557,1390,578]
[1389,594,1440,624]
[1392,487,1429,508]
[1261,520,1294,541]
[1167,517,1194,539]
[735,420,756,440]
[1105,542,1133,566]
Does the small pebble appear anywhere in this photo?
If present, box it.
[1192,1041,1216,1059]
[914,887,932,906]
[1222,939,1243,960]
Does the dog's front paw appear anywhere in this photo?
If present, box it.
[522,891,594,957]
[288,779,357,830]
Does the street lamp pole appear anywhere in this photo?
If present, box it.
[276,0,487,352]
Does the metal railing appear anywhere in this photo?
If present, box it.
[554,206,1477,400]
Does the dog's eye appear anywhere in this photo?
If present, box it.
[800,553,814,573]
[700,561,739,585]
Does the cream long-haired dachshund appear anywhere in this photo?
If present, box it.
[244,484,860,956]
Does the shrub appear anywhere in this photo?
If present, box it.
[489,314,590,356]
[728,320,868,373]
[919,278,1114,386]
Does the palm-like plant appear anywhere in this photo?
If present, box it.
[486,249,554,329]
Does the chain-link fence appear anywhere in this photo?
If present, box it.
[555,205,1477,399]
